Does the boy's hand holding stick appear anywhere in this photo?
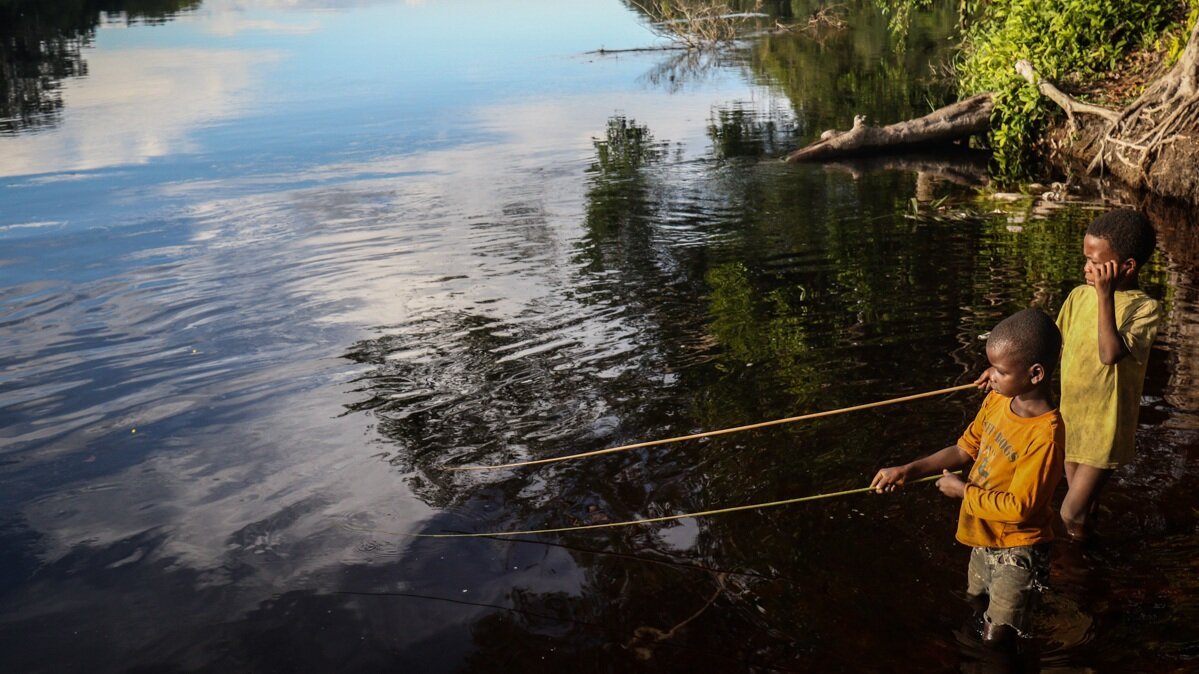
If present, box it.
[973,367,995,391]
[870,465,910,493]
[935,469,966,498]
[871,463,968,496]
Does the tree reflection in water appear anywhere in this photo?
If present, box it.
[0,0,201,132]
[336,79,1199,663]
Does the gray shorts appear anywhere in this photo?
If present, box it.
[967,543,1051,633]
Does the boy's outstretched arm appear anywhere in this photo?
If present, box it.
[872,445,973,493]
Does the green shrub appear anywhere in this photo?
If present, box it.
[956,0,1184,178]
[1162,0,1199,63]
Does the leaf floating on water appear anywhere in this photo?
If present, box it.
[587,504,611,524]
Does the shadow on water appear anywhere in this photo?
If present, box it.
[1,1,1198,672]
[819,148,993,192]
[336,107,1199,670]
[746,0,960,142]
[0,0,201,133]
[621,0,961,141]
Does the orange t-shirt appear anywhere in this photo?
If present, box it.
[954,391,1065,548]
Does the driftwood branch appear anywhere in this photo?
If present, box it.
[1014,59,1121,126]
[587,46,689,55]
[784,93,993,162]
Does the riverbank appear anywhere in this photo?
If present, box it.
[992,1,1199,203]
[1036,15,1199,204]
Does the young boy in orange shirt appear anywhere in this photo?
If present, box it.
[872,309,1065,645]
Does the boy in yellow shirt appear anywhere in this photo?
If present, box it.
[1054,208,1162,540]
[872,309,1065,646]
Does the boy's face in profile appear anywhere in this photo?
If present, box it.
[1083,234,1132,286]
[984,342,1042,398]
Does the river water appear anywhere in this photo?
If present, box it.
[1,1,1197,672]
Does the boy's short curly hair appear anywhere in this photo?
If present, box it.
[1086,208,1156,266]
[988,308,1062,376]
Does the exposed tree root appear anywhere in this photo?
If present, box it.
[1082,20,1199,195]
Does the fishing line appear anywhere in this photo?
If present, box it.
[444,383,976,472]
[483,535,774,579]
[336,589,802,672]
[344,474,945,539]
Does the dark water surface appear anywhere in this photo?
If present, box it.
[2,1,1198,672]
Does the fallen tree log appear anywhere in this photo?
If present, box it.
[784,93,993,162]
[783,17,1199,204]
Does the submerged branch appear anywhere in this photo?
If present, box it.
[820,149,992,188]
[586,45,690,55]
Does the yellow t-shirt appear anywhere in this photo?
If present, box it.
[955,392,1065,548]
[1056,285,1163,469]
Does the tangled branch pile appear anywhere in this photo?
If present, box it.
[1090,19,1199,189]
[630,0,764,49]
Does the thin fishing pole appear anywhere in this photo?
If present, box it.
[444,383,976,472]
[346,474,945,539]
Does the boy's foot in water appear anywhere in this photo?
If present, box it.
[981,621,1016,649]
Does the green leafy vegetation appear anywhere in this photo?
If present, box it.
[1163,0,1199,63]
[956,0,1189,178]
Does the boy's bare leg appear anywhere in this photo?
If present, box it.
[1061,462,1112,540]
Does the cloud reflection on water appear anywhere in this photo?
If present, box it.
[2,59,775,665]
[0,49,277,178]
[0,2,810,667]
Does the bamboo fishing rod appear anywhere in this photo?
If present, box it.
[444,382,977,472]
[348,474,947,539]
